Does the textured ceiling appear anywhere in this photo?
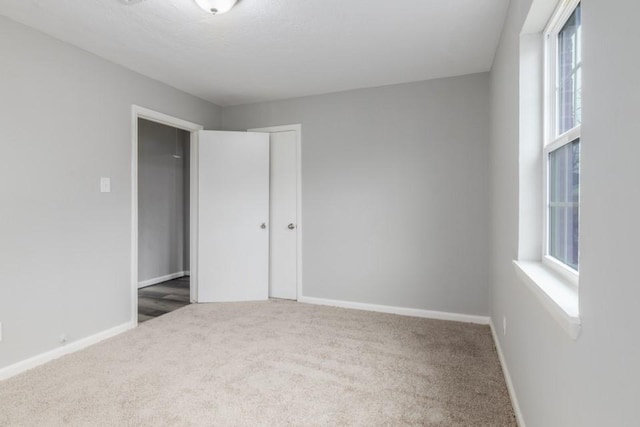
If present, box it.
[0,0,509,106]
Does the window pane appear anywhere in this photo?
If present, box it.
[557,3,582,135]
[548,139,580,270]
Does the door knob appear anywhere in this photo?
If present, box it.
[261,223,267,229]
[288,223,295,230]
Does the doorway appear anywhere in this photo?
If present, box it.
[131,112,302,321]
[137,118,190,322]
[249,125,303,301]
[131,106,203,325]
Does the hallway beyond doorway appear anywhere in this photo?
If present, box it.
[138,277,190,323]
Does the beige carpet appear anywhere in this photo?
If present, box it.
[0,301,515,426]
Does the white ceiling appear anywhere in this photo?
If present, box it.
[0,0,509,106]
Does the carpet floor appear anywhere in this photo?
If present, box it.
[0,301,515,426]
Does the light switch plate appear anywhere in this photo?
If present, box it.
[100,177,111,193]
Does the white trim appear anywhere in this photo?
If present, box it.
[248,124,303,301]
[541,254,579,286]
[513,260,581,339]
[490,320,527,427]
[299,296,490,325]
[545,125,581,152]
[131,105,204,324]
[0,322,134,382]
[189,130,200,303]
[133,106,204,132]
[137,271,187,289]
[543,0,581,36]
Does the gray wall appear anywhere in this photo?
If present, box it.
[490,0,640,425]
[222,73,491,316]
[0,16,220,370]
[138,119,189,284]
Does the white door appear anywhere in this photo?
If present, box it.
[197,130,270,302]
[268,131,298,300]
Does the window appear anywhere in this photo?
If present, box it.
[544,1,581,278]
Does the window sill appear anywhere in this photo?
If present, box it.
[512,260,581,339]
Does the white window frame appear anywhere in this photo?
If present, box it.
[542,0,581,286]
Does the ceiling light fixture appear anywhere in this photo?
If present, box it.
[194,0,238,15]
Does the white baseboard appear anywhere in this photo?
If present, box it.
[0,321,134,382]
[138,271,186,289]
[298,296,490,325]
[184,270,190,276]
[490,320,526,427]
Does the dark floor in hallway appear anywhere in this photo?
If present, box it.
[138,276,190,323]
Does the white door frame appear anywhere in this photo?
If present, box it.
[131,105,203,325]
[248,124,303,300]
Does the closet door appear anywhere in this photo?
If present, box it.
[197,131,270,302]
[268,130,298,300]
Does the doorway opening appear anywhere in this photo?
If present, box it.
[137,119,190,322]
[131,106,203,325]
